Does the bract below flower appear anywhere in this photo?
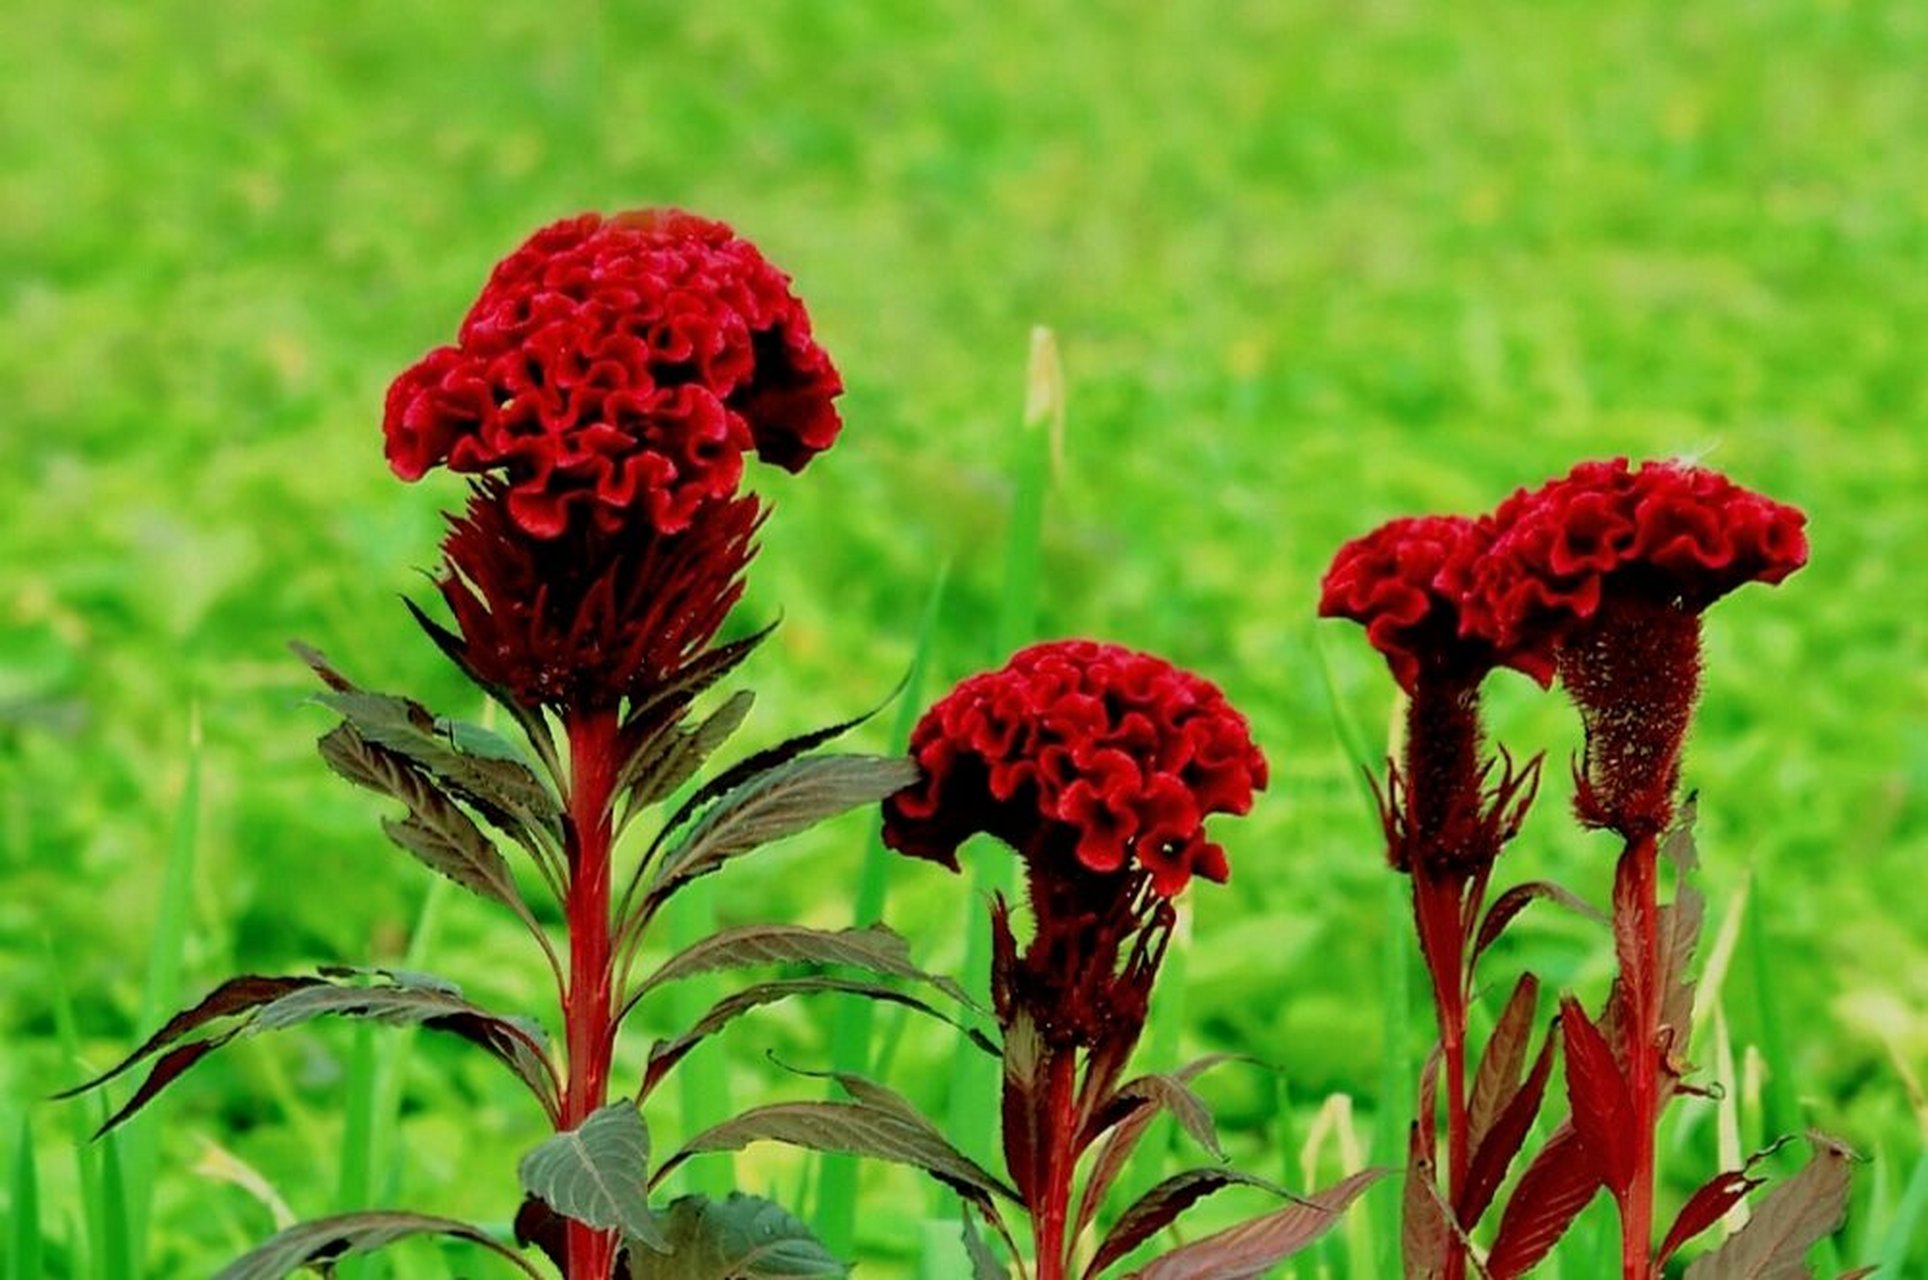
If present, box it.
[882,639,1267,899]
[385,209,842,539]
[435,481,763,713]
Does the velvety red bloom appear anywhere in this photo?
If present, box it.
[882,640,1267,899]
[385,210,842,539]
[1468,458,1808,837]
[1462,459,1808,684]
[1318,515,1511,694]
[433,481,762,713]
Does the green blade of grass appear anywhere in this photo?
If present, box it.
[119,705,202,1276]
[45,937,114,1280]
[9,1116,42,1280]
[1877,1148,1928,1276]
[815,565,949,1256]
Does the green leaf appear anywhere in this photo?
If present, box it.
[517,1102,668,1254]
[212,1210,543,1279]
[9,1116,42,1280]
[628,1192,846,1279]
[645,755,918,908]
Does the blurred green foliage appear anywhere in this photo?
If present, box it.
[2,0,1922,1274]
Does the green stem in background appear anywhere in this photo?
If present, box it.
[9,1117,42,1280]
[337,875,450,1280]
[946,327,1061,1184]
[563,706,622,1280]
[816,566,949,1256]
[669,875,734,1200]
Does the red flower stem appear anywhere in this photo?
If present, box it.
[563,706,622,1280]
[1413,871,1472,1280]
[1617,831,1661,1280]
[1030,1045,1082,1280]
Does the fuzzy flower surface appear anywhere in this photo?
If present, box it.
[385,209,842,539]
[882,640,1267,898]
[1463,458,1809,677]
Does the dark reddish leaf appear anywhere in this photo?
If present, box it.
[1658,885,1706,1078]
[1459,1019,1558,1227]
[1402,1123,1449,1280]
[620,619,777,740]
[394,601,558,757]
[632,923,966,1006]
[1659,1170,1764,1267]
[1081,1072,1223,1162]
[513,1195,566,1271]
[1127,1167,1386,1279]
[319,724,542,923]
[91,1033,239,1136]
[1469,974,1540,1152]
[1473,882,1605,962]
[637,976,995,1099]
[648,698,887,859]
[212,1209,543,1279]
[642,755,918,909]
[618,689,755,817]
[1681,1135,1859,1280]
[1085,1168,1290,1278]
[655,1098,1019,1212]
[54,975,323,1099]
[1486,1127,1604,1279]
[1560,996,1635,1196]
[1073,1054,1240,1236]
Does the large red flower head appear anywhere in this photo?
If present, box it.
[882,640,1268,899]
[384,209,842,539]
[1318,515,1509,694]
[1462,458,1809,682]
[1467,458,1808,837]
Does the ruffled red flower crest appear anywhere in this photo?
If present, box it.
[882,640,1267,898]
[384,209,842,539]
[1318,515,1509,694]
[1462,458,1809,680]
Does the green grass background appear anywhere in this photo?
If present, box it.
[3,0,1923,1275]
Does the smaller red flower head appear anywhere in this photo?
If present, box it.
[385,209,842,539]
[882,640,1268,899]
[1463,458,1809,679]
[1318,515,1514,694]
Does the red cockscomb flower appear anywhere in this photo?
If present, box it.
[1468,458,1808,836]
[1463,458,1808,677]
[432,481,763,713]
[882,640,1266,899]
[384,209,842,539]
[1318,515,1506,694]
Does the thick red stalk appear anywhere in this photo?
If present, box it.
[1617,832,1661,1280]
[1412,870,1472,1280]
[563,706,622,1279]
[1030,1045,1082,1280]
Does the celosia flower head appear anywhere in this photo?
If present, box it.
[882,639,1267,899]
[1463,458,1808,674]
[385,209,842,539]
[1318,515,1517,693]
[1467,458,1808,837]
